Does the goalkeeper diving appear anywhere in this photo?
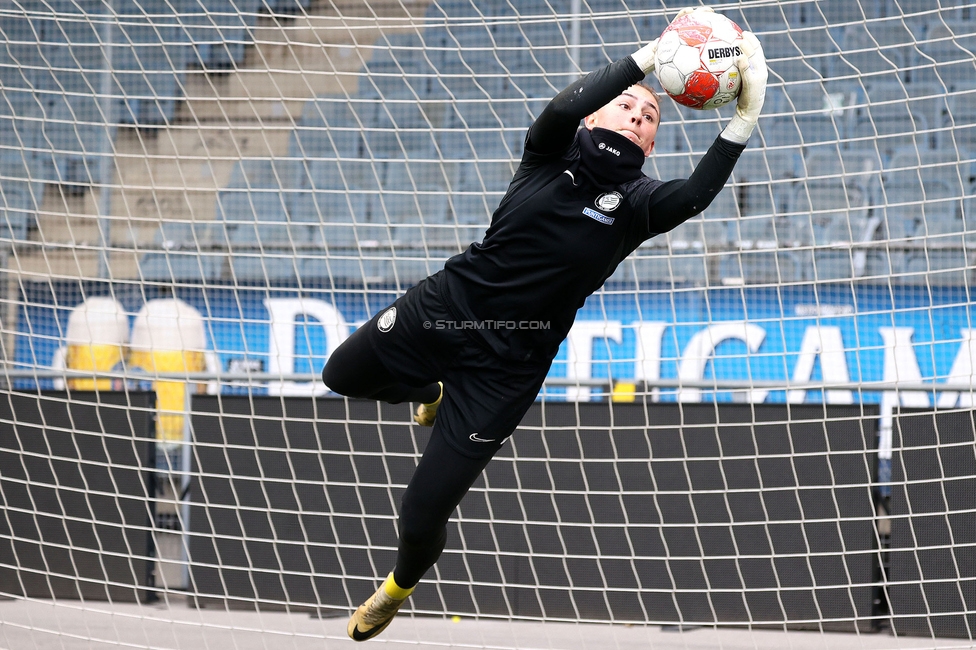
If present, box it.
[321,7,767,641]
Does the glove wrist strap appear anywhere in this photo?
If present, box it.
[722,114,756,144]
[631,44,656,74]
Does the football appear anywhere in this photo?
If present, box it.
[654,11,745,110]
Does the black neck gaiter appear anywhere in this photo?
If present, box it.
[576,126,645,186]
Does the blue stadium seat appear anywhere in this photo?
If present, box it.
[369,160,451,246]
[455,159,514,192]
[731,148,802,218]
[735,3,788,32]
[139,252,225,280]
[820,1,886,23]
[768,81,854,147]
[883,159,966,242]
[851,81,940,154]
[791,175,875,245]
[261,0,310,16]
[917,20,976,91]
[114,0,192,125]
[720,250,807,284]
[229,254,298,281]
[292,191,367,249]
[672,115,725,154]
[227,158,303,190]
[621,250,707,284]
[380,159,456,191]
[230,221,315,249]
[360,33,435,99]
[292,99,372,158]
[436,128,513,160]
[297,159,380,193]
[943,89,976,151]
[847,19,917,79]
[155,220,221,250]
[301,98,373,128]
[183,0,262,70]
[0,151,44,239]
[216,189,288,224]
[902,249,970,285]
[963,182,976,245]
[811,250,855,281]
[366,105,438,158]
[802,146,883,196]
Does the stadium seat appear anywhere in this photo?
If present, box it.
[261,0,310,16]
[228,217,314,250]
[943,90,976,150]
[901,249,970,285]
[838,19,917,80]
[382,159,458,192]
[139,251,225,281]
[290,191,366,249]
[366,105,438,158]
[917,20,976,90]
[301,98,373,129]
[674,117,724,154]
[114,2,191,125]
[791,176,875,245]
[770,81,853,147]
[298,159,380,194]
[436,129,514,160]
[884,149,972,229]
[732,148,802,219]
[229,254,299,282]
[155,220,220,250]
[0,151,44,240]
[216,189,288,224]
[184,0,263,70]
[370,160,452,247]
[803,146,884,202]
[623,250,707,285]
[227,158,302,190]
[851,82,939,154]
[719,250,806,284]
[810,249,856,281]
[729,214,789,249]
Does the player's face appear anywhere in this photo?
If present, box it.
[584,86,659,157]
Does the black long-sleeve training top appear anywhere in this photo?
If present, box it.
[440,56,746,363]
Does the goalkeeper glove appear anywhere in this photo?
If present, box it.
[722,31,768,144]
[631,38,659,74]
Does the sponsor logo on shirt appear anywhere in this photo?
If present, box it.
[595,192,622,212]
[597,141,621,156]
[377,306,397,332]
[582,207,614,225]
[469,432,495,443]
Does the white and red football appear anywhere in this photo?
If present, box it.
[654,11,745,110]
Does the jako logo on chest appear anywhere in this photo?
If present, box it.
[597,141,621,156]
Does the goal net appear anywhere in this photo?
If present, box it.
[0,0,975,646]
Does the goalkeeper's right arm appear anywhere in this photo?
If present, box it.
[524,22,662,159]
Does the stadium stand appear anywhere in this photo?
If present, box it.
[0,0,948,286]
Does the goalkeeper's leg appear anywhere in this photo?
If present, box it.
[322,322,441,405]
[347,338,552,641]
[347,426,491,641]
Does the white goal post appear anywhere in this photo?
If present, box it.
[0,0,975,647]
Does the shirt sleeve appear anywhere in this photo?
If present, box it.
[638,135,746,237]
[524,57,646,157]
